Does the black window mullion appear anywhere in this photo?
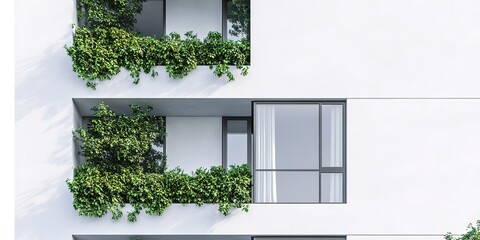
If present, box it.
[318,102,322,203]
[343,101,347,203]
[163,0,166,37]
[222,117,228,169]
[247,118,252,169]
[319,167,344,173]
[252,103,257,203]
[222,0,227,40]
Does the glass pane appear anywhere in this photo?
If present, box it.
[226,0,250,40]
[321,173,343,203]
[255,104,319,170]
[255,171,319,203]
[134,0,164,38]
[255,238,346,240]
[322,105,343,167]
[227,120,248,166]
[151,144,164,154]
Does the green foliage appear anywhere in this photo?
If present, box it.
[227,0,250,40]
[77,0,145,29]
[73,102,166,173]
[445,220,480,240]
[67,103,252,222]
[172,165,252,216]
[66,27,250,89]
[70,0,251,89]
[67,164,252,222]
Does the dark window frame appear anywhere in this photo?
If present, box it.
[222,116,253,169]
[252,101,347,204]
[222,0,250,41]
[222,0,227,39]
[163,0,167,37]
[252,237,347,240]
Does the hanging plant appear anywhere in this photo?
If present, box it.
[66,28,250,89]
[67,103,252,222]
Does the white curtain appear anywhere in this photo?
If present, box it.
[322,105,343,167]
[322,173,343,203]
[322,105,343,202]
[255,105,277,202]
[329,173,343,202]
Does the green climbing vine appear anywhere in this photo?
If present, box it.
[66,28,250,89]
[68,0,250,89]
[66,103,252,222]
[76,0,145,29]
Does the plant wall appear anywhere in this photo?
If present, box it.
[68,0,250,89]
[67,103,252,222]
[66,28,249,89]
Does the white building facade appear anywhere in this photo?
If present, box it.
[16,0,480,239]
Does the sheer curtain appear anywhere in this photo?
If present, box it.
[322,105,343,167]
[321,105,344,202]
[255,105,277,202]
[321,173,343,202]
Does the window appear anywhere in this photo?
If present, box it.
[222,117,252,168]
[223,0,250,40]
[254,237,346,240]
[134,0,166,38]
[253,102,346,203]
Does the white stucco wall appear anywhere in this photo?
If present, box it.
[165,0,222,39]
[16,99,480,240]
[166,117,223,174]
[15,0,480,239]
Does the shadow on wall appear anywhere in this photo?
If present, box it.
[15,32,84,121]
[69,204,245,233]
[15,31,81,239]
[16,180,76,239]
[16,36,235,123]
[15,31,240,239]
[95,65,234,97]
